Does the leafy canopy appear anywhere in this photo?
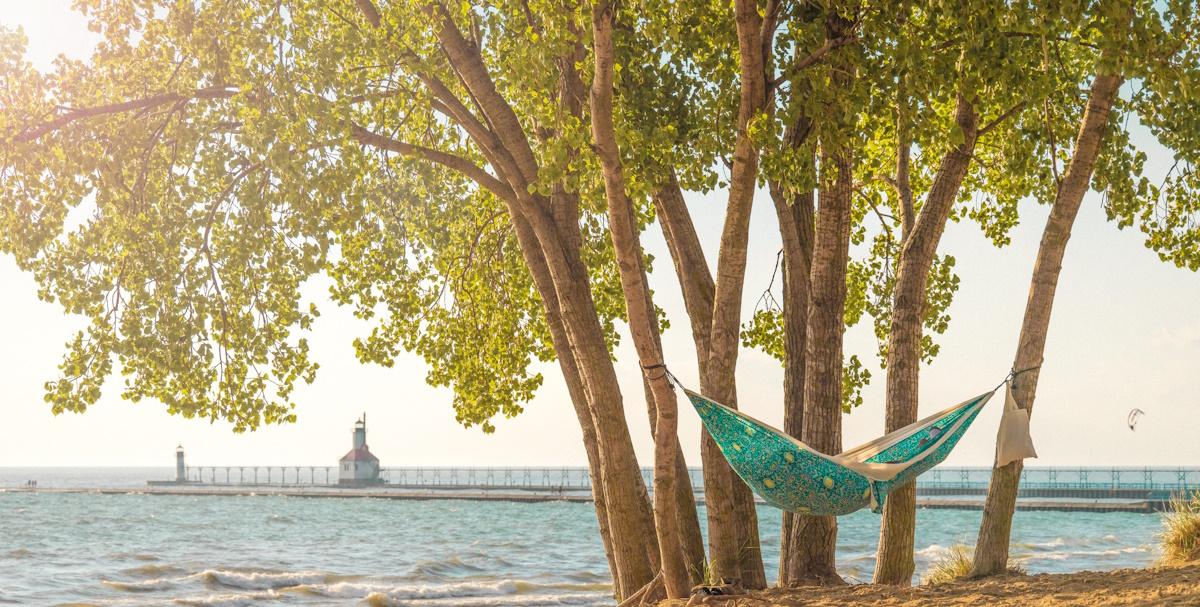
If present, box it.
[2,0,1198,432]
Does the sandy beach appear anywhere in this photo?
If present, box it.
[662,563,1200,606]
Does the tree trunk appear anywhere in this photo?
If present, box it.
[874,96,978,586]
[531,210,660,597]
[775,190,814,585]
[970,71,1123,578]
[769,132,815,586]
[650,175,715,585]
[652,174,715,363]
[371,2,663,598]
[509,212,652,598]
[638,377,708,586]
[696,0,774,588]
[784,7,857,584]
[787,146,853,585]
[672,447,706,584]
[512,214,619,588]
[589,1,690,596]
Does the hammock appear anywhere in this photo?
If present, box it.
[685,381,1034,516]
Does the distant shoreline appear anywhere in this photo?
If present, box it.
[1,485,1170,512]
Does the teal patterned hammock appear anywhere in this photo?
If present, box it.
[686,388,996,516]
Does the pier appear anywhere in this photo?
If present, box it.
[0,466,1170,512]
[105,425,1198,512]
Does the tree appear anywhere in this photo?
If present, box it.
[622,0,861,586]
[746,1,1097,583]
[973,0,1200,576]
[0,0,691,598]
[970,68,1126,580]
[589,0,691,595]
[868,2,1073,583]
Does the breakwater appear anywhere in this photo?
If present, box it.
[4,484,1170,512]
[7,465,1197,512]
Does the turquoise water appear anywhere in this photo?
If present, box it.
[0,469,1164,606]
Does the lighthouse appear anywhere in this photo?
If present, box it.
[338,414,381,485]
[175,445,186,483]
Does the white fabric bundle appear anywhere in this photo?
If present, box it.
[996,382,1038,467]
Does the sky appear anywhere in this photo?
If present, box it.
[1,2,1197,470]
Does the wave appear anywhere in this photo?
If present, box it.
[195,569,342,590]
[363,591,612,607]
[3,548,33,559]
[1019,535,1134,550]
[102,578,176,592]
[561,570,609,583]
[1070,545,1152,557]
[291,579,518,599]
[172,590,282,606]
[1098,546,1151,555]
[1019,551,1073,561]
[914,543,955,559]
[281,579,612,602]
[1031,537,1066,548]
[110,552,162,562]
[124,563,186,577]
[409,556,488,579]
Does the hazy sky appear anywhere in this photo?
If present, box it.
[1,2,1197,470]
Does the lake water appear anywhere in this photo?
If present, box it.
[0,468,1165,606]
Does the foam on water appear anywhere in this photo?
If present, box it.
[196,569,339,590]
[914,543,951,558]
[290,579,520,599]
[102,578,178,592]
[172,590,284,606]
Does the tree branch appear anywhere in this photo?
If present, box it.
[350,124,516,202]
[426,2,540,187]
[354,0,382,27]
[417,71,529,194]
[11,87,238,143]
[977,100,1026,137]
[770,33,858,89]
[896,79,915,239]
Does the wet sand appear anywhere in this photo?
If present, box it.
[662,563,1200,606]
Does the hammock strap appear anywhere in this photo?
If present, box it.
[992,364,1042,394]
[641,363,682,389]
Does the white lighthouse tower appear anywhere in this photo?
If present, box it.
[338,414,381,485]
[175,445,187,483]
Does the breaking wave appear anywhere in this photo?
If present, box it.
[172,590,283,606]
[196,569,342,590]
[103,578,177,592]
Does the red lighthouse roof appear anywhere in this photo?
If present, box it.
[340,446,379,463]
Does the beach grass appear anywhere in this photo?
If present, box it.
[921,545,973,585]
[1160,491,1200,565]
[921,544,1025,585]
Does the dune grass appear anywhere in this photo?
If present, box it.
[922,545,974,585]
[921,544,1026,586]
[1160,491,1200,565]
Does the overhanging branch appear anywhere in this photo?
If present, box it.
[11,87,238,143]
[769,33,858,89]
[977,101,1027,137]
[350,124,516,203]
